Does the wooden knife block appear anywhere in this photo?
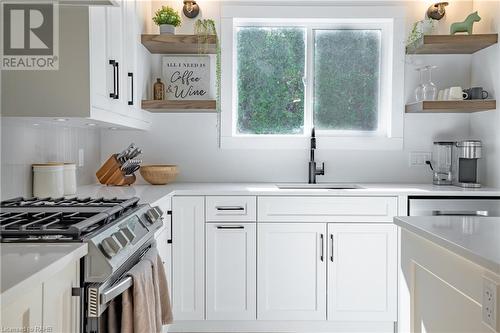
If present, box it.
[96,154,136,186]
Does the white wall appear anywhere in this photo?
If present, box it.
[0,118,101,199]
[470,0,500,187]
[101,1,487,184]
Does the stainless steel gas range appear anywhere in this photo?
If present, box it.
[0,196,165,333]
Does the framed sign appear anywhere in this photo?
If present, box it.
[162,55,211,100]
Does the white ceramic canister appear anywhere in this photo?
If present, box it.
[64,163,77,195]
[32,163,64,198]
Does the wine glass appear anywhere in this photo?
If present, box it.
[414,67,425,102]
[422,65,438,101]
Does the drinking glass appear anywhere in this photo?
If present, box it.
[414,67,425,102]
[422,65,438,101]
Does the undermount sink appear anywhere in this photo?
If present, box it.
[276,183,364,190]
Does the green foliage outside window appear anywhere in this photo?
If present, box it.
[235,27,381,135]
[314,30,381,131]
[236,27,305,135]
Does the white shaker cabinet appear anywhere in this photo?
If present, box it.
[2,5,151,130]
[1,285,43,330]
[206,223,256,320]
[172,196,205,320]
[43,261,81,332]
[257,223,327,320]
[327,223,397,322]
[155,218,172,289]
[89,6,112,113]
[1,259,80,333]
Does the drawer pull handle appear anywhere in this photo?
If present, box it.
[217,225,244,229]
[215,206,245,211]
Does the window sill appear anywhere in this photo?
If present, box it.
[220,136,403,150]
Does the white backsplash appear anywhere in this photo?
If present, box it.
[1,118,101,199]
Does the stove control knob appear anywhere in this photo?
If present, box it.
[101,236,123,258]
[113,231,130,248]
[145,206,163,224]
[121,226,136,243]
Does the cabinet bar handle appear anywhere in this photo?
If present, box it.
[109,60,117,99]
[128,72,134,105]
[215,206,245,211]
[320,234,324,262]
[115,61,119,99]
[217,225,244,229]
[167,214,172,244]
[330,234,334,262]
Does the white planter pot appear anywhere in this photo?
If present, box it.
[159,24,175,35]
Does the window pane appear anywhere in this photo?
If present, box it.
[236,27,305,135]
[313,30,381,131]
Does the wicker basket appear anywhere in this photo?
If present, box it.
[140,165,178,185]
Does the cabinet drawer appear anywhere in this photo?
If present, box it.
[258,196,398,222]
[206,196,257,222]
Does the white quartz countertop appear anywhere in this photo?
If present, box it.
[394,216,500,274]
[0,243,88,303]
[75,182,500,205]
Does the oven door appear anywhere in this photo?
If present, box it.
[84,241,156,333]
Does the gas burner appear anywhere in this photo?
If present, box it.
[0,196,142,242]
[1,196,138,208]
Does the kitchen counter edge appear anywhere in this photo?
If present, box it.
[1,243,88,304]
[394,216,500,275]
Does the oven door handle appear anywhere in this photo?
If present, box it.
[100,276,133,305]
[432,210,489,216]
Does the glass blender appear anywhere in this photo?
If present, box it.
[428,141,453,185]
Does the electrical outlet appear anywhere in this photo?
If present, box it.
[78,148,85,167]
[409,152,432,167]
[482,276,498,331]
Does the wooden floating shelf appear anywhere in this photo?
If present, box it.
[141,34,217,54]
[142,99,217,112]
[405,100,496,113]
[406,34,498,54]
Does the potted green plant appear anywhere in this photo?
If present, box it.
[153,6,181,35]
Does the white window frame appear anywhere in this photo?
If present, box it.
[220,5,406,150]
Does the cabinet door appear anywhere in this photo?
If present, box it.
[123,0,138,110]
[89,6,112,112]
[206,223,256,320]
[257,223,326,320]
[43,260,80,332]
[172,196,205,320]
[106,0,126,114]
[1,285,43,331]
[327,223,397,321]
[156,223,172,290]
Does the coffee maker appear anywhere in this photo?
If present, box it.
[452,140,482,188]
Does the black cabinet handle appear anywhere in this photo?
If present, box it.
[320,234,324,262]
[128,72,134,105]
[167,210,172,244]
[115,61,119,99]
[109,60,116,99]
[216,225,244,229]
[330,234,334,262]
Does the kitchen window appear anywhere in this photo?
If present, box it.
[221,6,405,149]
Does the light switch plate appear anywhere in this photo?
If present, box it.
[409,152,432,167]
